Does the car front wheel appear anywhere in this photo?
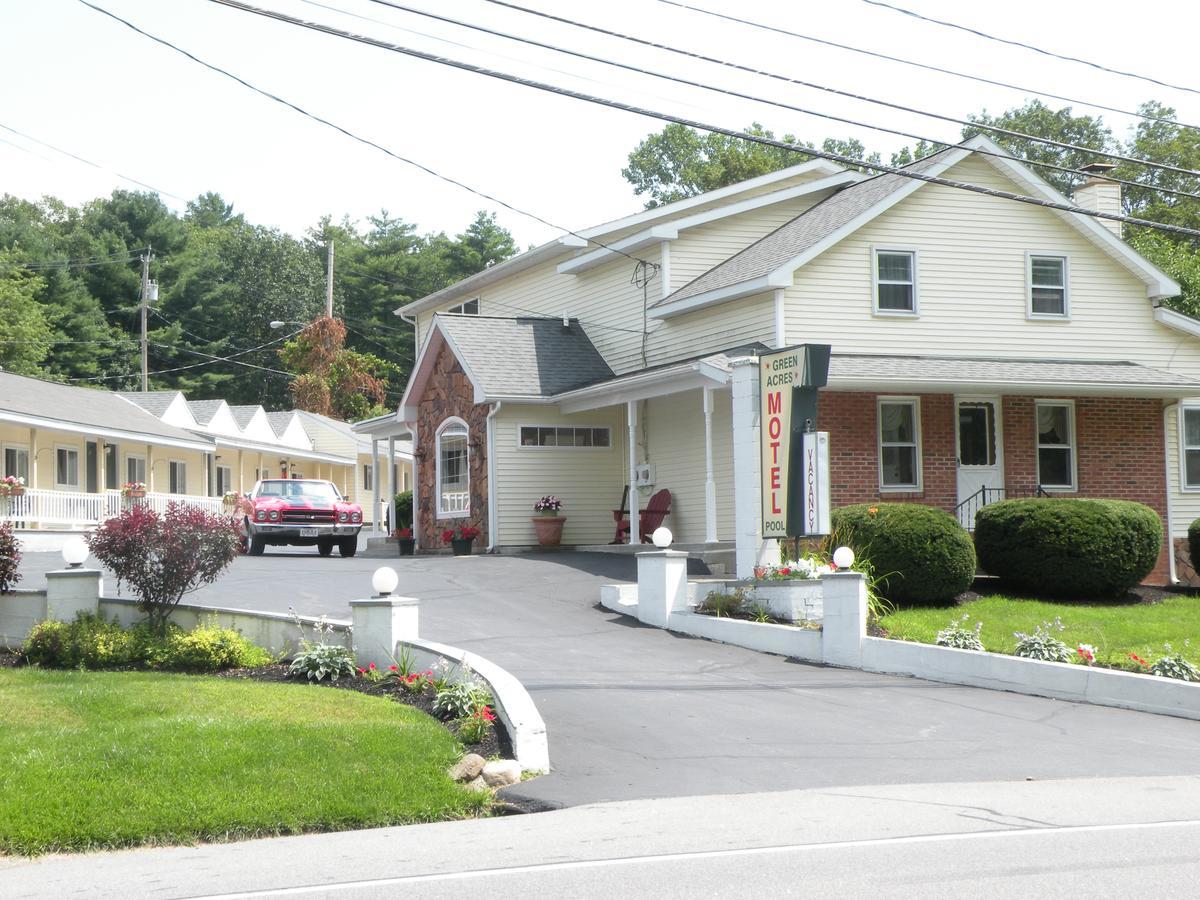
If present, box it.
[248,535,266,556]
[317,540,334,557]
[338,538,357,558]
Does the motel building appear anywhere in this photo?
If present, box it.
[362,135,1200,584]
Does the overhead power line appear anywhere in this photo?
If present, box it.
[655,0,1200,136]
[75,0,655,268]
[70,327,304,382]
[200,0,1200,240]
[0,122,186,201]
[465,0,1200,200]
[862,0,1200,99]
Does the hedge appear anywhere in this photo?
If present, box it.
[974,498,1162,597]
[830,503,976,604]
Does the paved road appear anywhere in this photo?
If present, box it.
[16,550,1200,808]
[4,775,1200,898]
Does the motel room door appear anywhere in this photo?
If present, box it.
[955,397,1004,530]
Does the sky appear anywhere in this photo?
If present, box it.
[3,0,1200,249]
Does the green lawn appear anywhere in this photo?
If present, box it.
[0,669,488,855]
[879,593,1200,669]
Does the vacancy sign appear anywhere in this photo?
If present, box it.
[760,346,803,539]
[801,431,831,536]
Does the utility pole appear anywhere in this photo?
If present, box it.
[140,245,152,391]
[325,239,334,318]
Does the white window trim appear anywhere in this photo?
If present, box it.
[54,444,81,490]
[448,297,480,315]
[1035,399,1077,491]
[1026,251,1071,320]
[169,459,188,495]
[516,424,613,450]
[362,463,373,492]
[1178,404,1200,492]
[871,245,919,317]
[435,416,470,519]
[877,396,923,491]
[2,442,30,480]
[125,452,147,486]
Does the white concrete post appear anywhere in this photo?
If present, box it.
[636,550,689,628]
[45,568,102,622]
[386,435,397,533]
[730,356,780,579]
[349,596,420,669]
[821,572,867,668]
[626,400,640,544]
[370,437,380,534]
[703,387,717,544]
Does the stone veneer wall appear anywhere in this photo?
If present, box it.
[415,345,490,548]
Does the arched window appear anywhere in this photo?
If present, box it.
[436,418,470,517]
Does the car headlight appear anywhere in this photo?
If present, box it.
[254,510,266,522]
[268,510,280,522]
[351,512,361,523]
[339,512,348,523]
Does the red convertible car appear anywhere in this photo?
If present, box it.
[242,479,363,557]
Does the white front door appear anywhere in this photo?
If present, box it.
[956,397,1004,530]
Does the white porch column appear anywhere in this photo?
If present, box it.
[30,427,38,490]
[386,435,397,533]
[702,387,717,544]
[626,400,639,545]
[146,443,154,492]
[97,439,106,492]
[730,356,780,579]
[370,437,380,534]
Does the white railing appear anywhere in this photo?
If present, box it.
[1,488,227,528]
[440,491,470,515]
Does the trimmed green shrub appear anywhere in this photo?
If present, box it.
[831,503,976,604]
[1188,518,1200,576]
[974,498,1162,597]
[394,490,413,529]
[22,613,270,672]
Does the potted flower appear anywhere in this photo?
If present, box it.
[441,524,481,556]
[393,526,416,556]
[121,481,147,499]
[222,490,241,511]
[532,495,566,547]
[0,475,25,498]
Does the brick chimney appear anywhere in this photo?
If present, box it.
[1072,162,1122,237]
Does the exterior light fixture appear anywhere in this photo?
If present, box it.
[832,546,855,571]
[651,526,673,548]
[371,566,399,597]
[61,536,89,568]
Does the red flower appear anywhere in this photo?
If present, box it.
[1129,653,1148,666]
[779,567,791,575]
[357,667,366,675]
[368,662,376,670]
[477,705,496,722]
[389,665,398,672]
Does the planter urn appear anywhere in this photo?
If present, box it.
[451,538,474,556]
[532,515,566,547]
[397,537,416,556]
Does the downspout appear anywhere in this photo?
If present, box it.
[1164,401,1180,584]
[486,401,502,553]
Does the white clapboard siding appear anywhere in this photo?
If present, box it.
[645,293,776,368]
[492,404,628,546]
[784,154,1200,377]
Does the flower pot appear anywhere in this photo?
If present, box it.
[127,490,146,499]
[397,538,415,556]
[532,515,566,547]
[7,487,24,497]
[451,538,473,556]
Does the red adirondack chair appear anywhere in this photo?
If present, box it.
[612,488,672,544]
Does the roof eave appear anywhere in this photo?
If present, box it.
[826,375,1197,398]
[0,410,215,452]
[554,361,730,414]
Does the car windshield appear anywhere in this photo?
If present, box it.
[256,480,341,502]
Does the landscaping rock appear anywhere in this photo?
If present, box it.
[481,759,522,787]
[466,776,490,792]
[450,753,486,782]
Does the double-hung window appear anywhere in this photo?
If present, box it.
[1028,254,1069,318]
[55,447,79,489]
[1036,401,1076,490]
[169,461,187,495]
[126,455,146,486]
[1181,407,1200,489]
[3,445,29,483]
[878,398,921,490]
[216,465,232,496]
[873,248,917,314]
[362,463,373,492]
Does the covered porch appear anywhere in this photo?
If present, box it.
[350,411,414,534]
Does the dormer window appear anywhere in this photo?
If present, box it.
[872,248,917,315]
[1028,254,1069,318]
[448,298,480,315]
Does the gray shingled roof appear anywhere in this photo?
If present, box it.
[0,373,212,447]
[264,411,297,438]
[120,391,181,417]
[829,354,1200,389]
[658,150,955,306]
[228,405,264,429]
[186,399,226,425]
[437,315,614,397]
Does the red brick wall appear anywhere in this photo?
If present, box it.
[414,345,490,549]
[818,391,956,514]
[821,391,1170,584]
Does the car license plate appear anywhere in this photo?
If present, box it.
[300,527,319,537]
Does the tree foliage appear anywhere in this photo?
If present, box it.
[278,316,395,421]
[0,253,52,376]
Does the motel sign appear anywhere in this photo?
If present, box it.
[759,344,831,538]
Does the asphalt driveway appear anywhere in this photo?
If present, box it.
[16,549,1200,808]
